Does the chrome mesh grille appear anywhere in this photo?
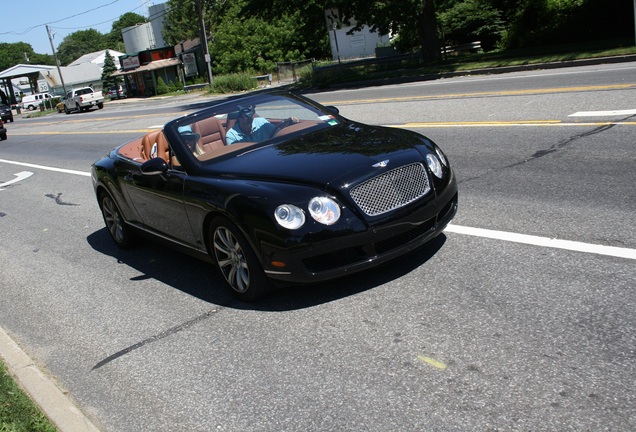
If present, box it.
[350,163,430,216]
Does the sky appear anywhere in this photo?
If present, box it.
[0,0,157,56]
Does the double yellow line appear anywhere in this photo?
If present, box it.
[325,83,636,105]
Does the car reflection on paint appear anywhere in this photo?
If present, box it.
[91,91,458,301]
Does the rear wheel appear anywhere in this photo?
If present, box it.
[99,191,135,248]
[210,217,270,301]
[0,132,6,140]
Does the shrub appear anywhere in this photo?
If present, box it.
[156,77,169,95]
[209,73,258,94]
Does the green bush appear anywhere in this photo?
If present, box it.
[209,73,258,94]
[156,77,169,95]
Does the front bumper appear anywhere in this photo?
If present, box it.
[261,176,458,284]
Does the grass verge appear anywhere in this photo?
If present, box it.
[0,358,57,432]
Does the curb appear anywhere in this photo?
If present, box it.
[0,327,101,432]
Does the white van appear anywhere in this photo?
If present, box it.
[21,93,52,110]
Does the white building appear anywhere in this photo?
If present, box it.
[69,50,125,69]
[324,9,391,61]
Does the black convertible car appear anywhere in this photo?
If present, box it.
[92,91,457,300]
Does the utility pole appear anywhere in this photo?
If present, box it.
[196,0,213,85]
[46,25,67,97]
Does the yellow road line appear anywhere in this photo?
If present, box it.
[324,83,636,105]
[9,130,158,135]
[8,121,636,136]
[417,355,448,370]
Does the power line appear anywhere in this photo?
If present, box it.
[0,0,152,36]
[52,0,156,31]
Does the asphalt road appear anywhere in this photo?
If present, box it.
[1,61,635,431]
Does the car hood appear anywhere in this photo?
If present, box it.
[205,122,433,190]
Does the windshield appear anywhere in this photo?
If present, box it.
[165,93,342,164]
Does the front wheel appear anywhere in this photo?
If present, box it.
[99,191,135,248]
[97,102,104,109]
[210,217,270,301]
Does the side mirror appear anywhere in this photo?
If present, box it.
[140,157,168,175]
[325,106,339,115]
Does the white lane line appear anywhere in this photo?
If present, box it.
[1,158,633,260]
[0,159,91,177]
[446,224,636,260]
[569,109,636,117]
[0,171,33,190]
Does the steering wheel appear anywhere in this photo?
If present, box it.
[269,117,298,138]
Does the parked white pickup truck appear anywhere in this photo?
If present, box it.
[63,87,104,113]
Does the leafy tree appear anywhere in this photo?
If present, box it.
[164,0,328,75]
[0,42,55,70]
[163,0,227,46]
[501,0,633,49]
[101,50,121,91]
[210,2,308,74]
[56,29,107,65]
[327,0,441,60]
[106,12,148,51]
[437,0,505,51]
[240,0,330,61]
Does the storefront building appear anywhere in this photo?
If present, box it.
[114,47,182,97]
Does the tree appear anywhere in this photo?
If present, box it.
[101,50,121,92]
[209,2,310,74]
[329,0,441,60]
[240,0,330,61]
[0,42,55,70]
[56,29,107,65]
[162,0,210,45]
[497,0,633,49]
[437,0,505,51]
[163,0,326,75]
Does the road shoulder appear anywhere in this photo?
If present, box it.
[0,326,101,432]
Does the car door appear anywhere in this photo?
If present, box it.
[123,164,198,247]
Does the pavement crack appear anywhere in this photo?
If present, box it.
[458,123,616,185]
[91,308,219,370]
[45,192,79,206]
[512,123,615,167]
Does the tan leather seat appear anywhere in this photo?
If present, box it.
[141,130,170,163]
[192,117,226,152]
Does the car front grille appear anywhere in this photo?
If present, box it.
[350,163,430,216]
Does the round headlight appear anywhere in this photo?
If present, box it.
[308,197,341,225]
[275,204,305,229]
[426,153,443,178]
[435,146,448,167]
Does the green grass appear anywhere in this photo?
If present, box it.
[0,359,57,432]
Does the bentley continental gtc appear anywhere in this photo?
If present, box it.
[91,91,458,300]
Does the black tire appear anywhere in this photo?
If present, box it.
[99,191,135,248]
[210,217,270,301]
[0,133,6,140]
[97,102,104,109]
[64,106,70,114]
